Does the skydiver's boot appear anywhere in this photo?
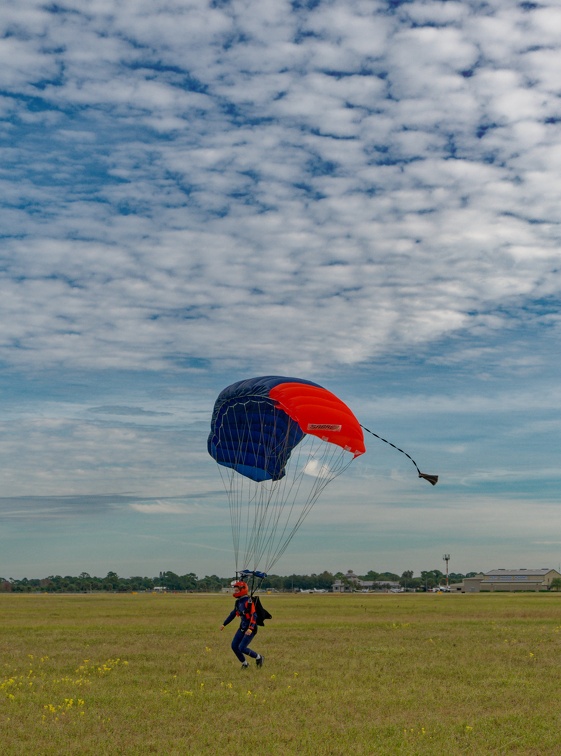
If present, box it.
[256,654,264,668]
[241,661,249,670]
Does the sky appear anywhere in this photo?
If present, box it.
[1,0,560,580]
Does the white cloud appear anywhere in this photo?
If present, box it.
[128,500,199,515]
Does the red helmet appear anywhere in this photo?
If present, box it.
[231,580,248,598]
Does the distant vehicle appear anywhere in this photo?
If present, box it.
[390,587,405,593]
[431,585,450,592]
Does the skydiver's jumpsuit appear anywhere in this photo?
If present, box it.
[223,595,260,663]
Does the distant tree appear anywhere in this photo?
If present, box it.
[315,571,335,590]
[129,576,155,591]
[161,571,181,590]
[0,567,490,593]
[198,574,223,592]
[262,574,284,591]
[361,570,380,581]
[378,571,400,582]
[76,572,93,592]
[103,571,120,591]
[549,578,561,592]
[421,570,438,590]
[181,573,199,591]
[283,574,311,591]
[400,570,414,590]
[448,572,466,584]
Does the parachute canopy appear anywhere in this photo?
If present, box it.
[208,376,364,572]
[208,375,364,483]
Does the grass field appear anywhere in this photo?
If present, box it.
[2,592,561,754]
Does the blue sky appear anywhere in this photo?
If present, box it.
[1,0,561,579]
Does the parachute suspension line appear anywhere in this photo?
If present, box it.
[221,412,354,573]
[214,391,363,575]
[240,398,275,570]
[243,400,285,570]
[216,397,301,573]
[263,439,353,570]
[258,439,309,569]
[258,435,353,570]
[360,424,438,486]
[216,398,263,572]
[251,435,303,571]
[247,402,300,572]
[217,459,242,572]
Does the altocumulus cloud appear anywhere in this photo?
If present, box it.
[128,500,205,515]
[0,0,559,376]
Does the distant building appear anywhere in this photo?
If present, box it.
[463,568,561,593]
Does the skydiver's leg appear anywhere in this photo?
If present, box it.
[237,628,258,659]
[231,628,247,662]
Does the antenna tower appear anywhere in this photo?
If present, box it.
[443,554,450,587]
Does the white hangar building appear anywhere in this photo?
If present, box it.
[463,568,561,593]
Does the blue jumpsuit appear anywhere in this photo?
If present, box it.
[223,596,259,663]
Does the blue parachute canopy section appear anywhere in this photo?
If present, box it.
[207,376,317,482]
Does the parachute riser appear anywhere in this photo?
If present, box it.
[237,568,268,597]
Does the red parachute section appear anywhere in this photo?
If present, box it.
[269,382,365,457]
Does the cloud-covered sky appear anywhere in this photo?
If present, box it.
[1,0,560,579]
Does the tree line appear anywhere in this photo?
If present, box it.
[0,568,478,593]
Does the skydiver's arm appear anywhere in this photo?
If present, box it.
[222,608,237,627]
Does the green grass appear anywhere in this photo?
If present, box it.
[2,592,561,754]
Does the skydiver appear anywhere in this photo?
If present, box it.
[220,580,264,669]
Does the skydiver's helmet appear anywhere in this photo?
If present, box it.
[231,580,249,598]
